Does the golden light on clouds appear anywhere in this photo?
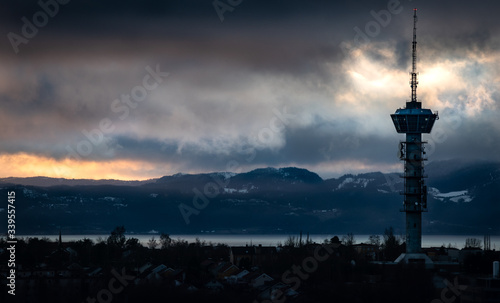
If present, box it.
[419,57,496,116]
[0,153,163,180]
[343,43,498,119]
[418,60,466,109]
[343,45,408,102]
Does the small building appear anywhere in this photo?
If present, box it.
[215,262,240,279]
[251,273,274,288]
[230,245,277,268]
[459,248,483,264]
[258,282,299,301]
[225,269,250,285]
[205,280,224,292]
[353,243,379,260]
[230,246,255,267]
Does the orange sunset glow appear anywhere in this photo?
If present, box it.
[0,153,162,180]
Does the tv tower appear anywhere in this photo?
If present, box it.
[391,9,438,265]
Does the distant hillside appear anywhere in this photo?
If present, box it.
[0,161,498,236]
[0,176,157,187]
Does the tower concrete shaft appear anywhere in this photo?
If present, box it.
[390,8,438,255]
[404,131,424,253]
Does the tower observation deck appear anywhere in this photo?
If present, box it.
[390,9,438,255]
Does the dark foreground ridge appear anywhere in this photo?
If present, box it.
[1,228,499,303]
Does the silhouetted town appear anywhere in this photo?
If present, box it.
[1,227,499,303]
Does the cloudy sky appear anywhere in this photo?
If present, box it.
[1,0,499,180]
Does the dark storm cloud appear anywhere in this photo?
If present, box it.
[1,0,500,178]
[426,108,500,162]
[89,117,398,172]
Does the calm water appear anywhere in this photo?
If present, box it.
[17,234,500,249]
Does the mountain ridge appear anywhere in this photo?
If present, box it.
[1,160,498,236]
[0,166,324,187]
[0,176,158,187]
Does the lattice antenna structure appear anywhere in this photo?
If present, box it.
[390,9,439,255]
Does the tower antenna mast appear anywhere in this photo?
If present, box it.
[391,9,439,266]
[411,8,418,102]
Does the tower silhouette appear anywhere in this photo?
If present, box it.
[390,9,438,265]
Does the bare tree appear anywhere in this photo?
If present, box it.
[383,227,399,248]
[284,235,298,247]
[382,227,401,260]
[369,234,381,247]
[107,226,126,249]
[159,233,172,249]
[342,233,355,246]
[148,236,158,249]
[465,237,482,249]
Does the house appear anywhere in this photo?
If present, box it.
[459,248,483,263]
[205,280,224,292]
[184,284,199,292]
[164,268,185,285]
[423,246,459,262]
[33,269,56,278]
[87,267,102,277]
[138,262,153,274]
[216,263,240,279]
[230,245,278,267]
[65,247,78,259]
[446,247,460,262]
[258,282,299,301]
[353,243,379,260]
[200,259,216,271]
[66,263,84,277]
[209,261,240,279]
[254,245,278,265]
[230,246,255,267]
[137,264,171,282]
[250,273,274,288]
[225,269,249,285]
[461,277,500,303]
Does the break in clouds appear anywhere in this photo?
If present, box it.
[0,0,499,179]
